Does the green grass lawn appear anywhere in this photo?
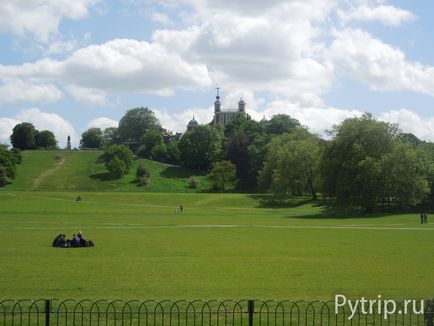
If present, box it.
[0,191,432,300]
[2,150,211,192]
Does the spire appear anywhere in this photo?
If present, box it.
[214,87,221,112]
[238,97,245,112]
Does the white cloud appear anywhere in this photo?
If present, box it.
[0,109,77,147]
[0,0,101,42]
[154,107,213,133]
[16,108,77,148]
[0,80,62,103]
[86,117,118,130]
[153,1,337,100]
[338,4,416,27]
[0,117,20,145]
[330,28,434,97]
[65,85,109,106]
[151,12,174,26]
[0,39,212,100]
[251,101,363,135]
[379,109,434,142]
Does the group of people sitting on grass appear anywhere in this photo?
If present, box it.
[52,231,95,248]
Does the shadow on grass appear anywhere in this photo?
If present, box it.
[249,194,394,219]
[90,172,119,181]
[250,194,317,208]
[160,166,206,179]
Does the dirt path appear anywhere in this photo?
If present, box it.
[31,158,65,190]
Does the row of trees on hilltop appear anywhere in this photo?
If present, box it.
[79,107,434,212]
[5,106,433,212]
[10,123,57,150]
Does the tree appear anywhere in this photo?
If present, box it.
[225,129,250,177]
[137,130,164,158]
[118,107,161,142]
[106,156,126,178]
[259,130,322,200]
[150,143,167,162]
[80,128,103,149]
[103,145,133,172]
[35,130,57,149]
[166,140,180,164]
[380,143,430,208]
[10,122,37,150]
[102,127,119,147]
[208,160,236,191]
[267,114,301,135]
[179,125,223,169]
[224,113,250,137]
[0,145,16,186]
[247,134,270,180]
[320,113,429,211]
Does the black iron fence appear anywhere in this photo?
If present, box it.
[1,299,432,326]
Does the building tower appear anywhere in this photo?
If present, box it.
[238,97,245,112]
[214,87,221,113]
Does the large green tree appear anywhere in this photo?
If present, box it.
[10,122,37,150]
[137,130,164,158]
[35,130,57,149]
[80,128,103,149]
[208,160,236,191]
[225,129,250,177]
[102,127,119,147]
[321,113,429,211]
[179,125,223,170]
[118,107,161,142]
[266,114,301,135]
[259,130,322,200]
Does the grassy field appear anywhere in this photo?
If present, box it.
[0,191,432,300]
[2,150,211,192]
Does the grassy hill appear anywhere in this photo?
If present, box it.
[2,150,212,192]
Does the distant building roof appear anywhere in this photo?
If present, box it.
[188,116,198,127]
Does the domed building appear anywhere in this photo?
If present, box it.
[185,88,249,131]
[187,116,199,131]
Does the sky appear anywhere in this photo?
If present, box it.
[1,0,434,147]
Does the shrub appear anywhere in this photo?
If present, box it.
[136,164,150,179]
[103,145,133,172]
[106,156,126,178]
[0,165,11,186]
[187,176,199,189]
[150,143,167,162]
[11,148,22,164]
[137,176,148,187]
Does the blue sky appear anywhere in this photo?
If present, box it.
[1,0,434,147]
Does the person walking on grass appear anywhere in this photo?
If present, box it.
[180,204,183,213]
[421,213,424,224]
[424,212,428,224]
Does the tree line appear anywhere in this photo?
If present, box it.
[3,107,434,213]
[77,108,434,211]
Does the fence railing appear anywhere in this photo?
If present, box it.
[1,299,432,326]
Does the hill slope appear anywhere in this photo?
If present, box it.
[2,150,211,192]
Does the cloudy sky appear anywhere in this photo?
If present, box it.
[1,0,434,147]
